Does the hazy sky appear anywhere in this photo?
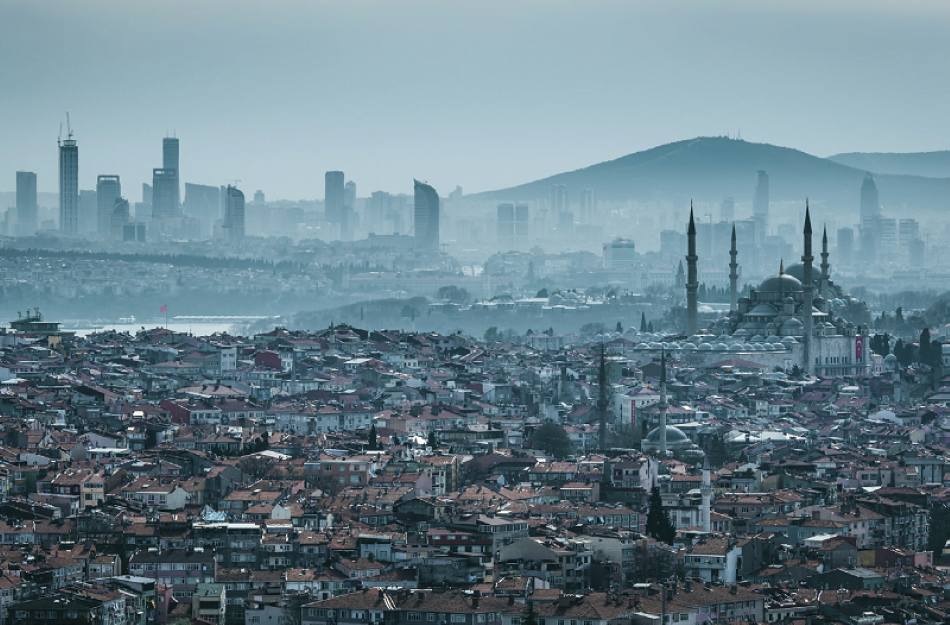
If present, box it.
[2,0,948,201]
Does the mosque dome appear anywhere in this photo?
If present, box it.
[758,274,803,293]
[644,425,689,444]
[884,354,898,363]
[782,318,804,333]
[634,343,649,350]
[712,343,728,351]
[682,343,697,350]
[697,343,713,351]
[750,334,765,342]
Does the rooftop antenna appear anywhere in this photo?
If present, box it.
[58,122,63,146]
[66,112,73,140]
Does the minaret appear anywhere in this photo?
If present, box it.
[729,224,738,312]
[686,204,699,336]
[820,226,830,298]
[701,455,712,533]
[658,349,668,458]
[802,203,814,375]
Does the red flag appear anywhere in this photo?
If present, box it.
[159,305,167,313]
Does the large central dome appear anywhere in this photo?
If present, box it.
[757,274,802,293]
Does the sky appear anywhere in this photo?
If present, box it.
[1,0,949,201]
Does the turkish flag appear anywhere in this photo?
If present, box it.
[159,305,167,313]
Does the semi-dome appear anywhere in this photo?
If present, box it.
[782,318,804,332]
[758,274,803,293]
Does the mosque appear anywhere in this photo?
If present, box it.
[633,204,872,377]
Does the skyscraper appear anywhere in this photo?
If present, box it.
[860,172,881,224]
[344,180,356,210]
[59,128,79,234]
[96,175,121,237]
[163,137,180,208]
[110,197,130,240]
[16,171,37,236]
[413,179,440,252]
[152,169,179,220]
[753,170,769,237]
[325,171,344,224]
[224,185,245,241]
[720,196,735,223]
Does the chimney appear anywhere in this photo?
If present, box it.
[508,596,515,606]
[472,596,479,609]
[730,585,737,595]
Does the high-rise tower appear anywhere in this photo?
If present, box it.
[224,186,245,241]
[860,172,880,224]
[16,171,37,236]
[729,224,738,311]
[686,205,699,336]
[152,169,178,220]
[802,203,814,375]
[325,171,344,225]
[413,179,440,252]
[58,117,79,235]
[96,175,121,237]
[163,137,180,209]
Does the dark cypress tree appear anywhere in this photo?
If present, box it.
[640,312,648,332]
[646,486,676,544]
[368,424,378,451]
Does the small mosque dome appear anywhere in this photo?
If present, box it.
[667,342,681,350]
[687,335,702,343]
[712,343,728,351]
[884,353,898,363]
[750,334,765,342]
[780,336,798,344]
[734,328,751,337]
[681,343,697,350]
[648,342,663,349]
[782,318,804,332]
[698,343,713,351]
[634,343,649,350]
[729,344,744,351]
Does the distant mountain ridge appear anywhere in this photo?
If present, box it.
[827,150,950,179]
[473,137,950,215]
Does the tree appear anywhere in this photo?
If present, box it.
[368,424,378,451]
[641,312,648,333]
[523,600,538,625]
[616,321,623,333]
[484,326,500,342]
[920,329,932,365]
[580,322,606,338]
[237,454,275,478]
[438,285,471,305]
[645,486,676,544]
[282,592,311,625]
[531,422,573,459]
[647,321,655,333]
[536,288,549,298]
[427,430,438,449]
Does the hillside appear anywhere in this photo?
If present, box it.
[473,137,950,215]
[827,150,950,178]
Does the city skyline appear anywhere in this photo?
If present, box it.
[3,1,950,199]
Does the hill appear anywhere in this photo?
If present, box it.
[473,137,950,215]
[827,150,950,179]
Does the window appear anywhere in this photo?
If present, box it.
[477,616,486,623]
[452,616,466,623]
[429,615,436,622]
[409,614,421,622]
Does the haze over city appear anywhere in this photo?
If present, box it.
[1,6,950,617]
[3,0,950,197]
